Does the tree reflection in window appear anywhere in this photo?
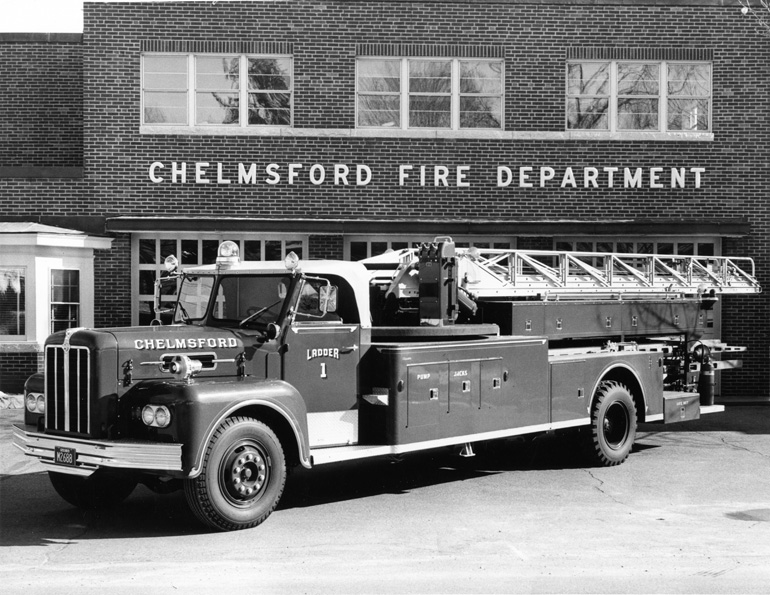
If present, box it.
[248,58,292,125]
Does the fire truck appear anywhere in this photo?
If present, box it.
[13,239,761,531]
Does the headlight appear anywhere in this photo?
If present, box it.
[26,393,44,414]
[141,404,172,428]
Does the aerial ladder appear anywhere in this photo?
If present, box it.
[362,238,761,401]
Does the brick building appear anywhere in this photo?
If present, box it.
[0,0,767,400]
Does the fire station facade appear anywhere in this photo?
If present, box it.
[0,0,768,400]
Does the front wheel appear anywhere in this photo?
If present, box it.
[586,381,637,466]
[49,470,137,509]
[184,417,286,531]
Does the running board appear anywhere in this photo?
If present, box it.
[309,417,590,466]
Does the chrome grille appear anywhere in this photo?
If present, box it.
[45,344,91,434]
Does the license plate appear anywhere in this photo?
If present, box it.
[54,446,77,467]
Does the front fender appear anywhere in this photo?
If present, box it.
[126,377,310,476]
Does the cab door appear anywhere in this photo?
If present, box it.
[282,322,361,447]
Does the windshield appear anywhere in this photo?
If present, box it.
[176,274,292,326]
[213,274,292,327]
[175,275,215,323]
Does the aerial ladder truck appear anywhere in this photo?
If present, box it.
[13,238,761,531]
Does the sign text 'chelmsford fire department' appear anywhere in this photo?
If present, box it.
[148,162,707,189]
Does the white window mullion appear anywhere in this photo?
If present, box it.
[660,61,668,133]
[610,62,618,134]
[452,59,460,130]
[401,58,409,130]
[187,54,195,126]
[240,55,248,128]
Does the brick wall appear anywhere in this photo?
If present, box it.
[0,34,83,168]
[0,1,768,398]
[0,352,43,394]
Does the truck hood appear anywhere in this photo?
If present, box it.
[112,325,245,382]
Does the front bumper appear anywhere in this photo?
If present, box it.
[12,424,184,477]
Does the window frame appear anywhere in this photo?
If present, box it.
[566,60,711,134]
[0,267,26,340]
[50,269,80,334]
[132,234,309,326]
[344,235,516,260]
[356,57,505,131]
[141,52,294,129]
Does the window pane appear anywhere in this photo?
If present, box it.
[181,240,198,265]
[617,242,634,253]
[0,269,25,336]
[358,60,401,93]
[248,58,291,91]
[460,61,502,94]
[160,239,176,261]
[371,242,388,256]
[244,240,262,261]
[668,64,710,97]
[567,97,609,130]
[409,95,451,128]
[668,99,709,131]
[139,270,156,295]
[409,60,451,93]
[637,243,653,254]
[52,304,79,333]
[350,242,368,261]
[657,242,674,255]
[143,92,187,124]
[358,95,400,127]
[567,63,609,96]
[139,239,155,264]
[143,55,187,89]
[617,63,659,95]
[202,240,219,264]
[286,240,303,260]
[196,56,239,90]
[265,240,282,261]
[697,243,715,257]
[617,98,658,130]
[196,92,239,124]
[460,96,501,129]
[248,92,291,125]
[677,243,694,256]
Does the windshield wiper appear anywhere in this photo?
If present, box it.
[239,299,282,328]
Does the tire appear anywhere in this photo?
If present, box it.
[587,381,637,467]
[49,470,137,510]
[184,417,286,532]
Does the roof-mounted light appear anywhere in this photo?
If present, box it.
[284,251,300,271]
[217,241,240,269]
[164,254,179,273]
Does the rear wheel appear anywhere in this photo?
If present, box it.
[587,381,637,466]
[184,417,286,531]
[49,470,137,509]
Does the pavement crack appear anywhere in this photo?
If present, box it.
[716,435,770,459]
[584,469,625,506]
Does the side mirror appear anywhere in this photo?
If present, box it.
[266,322,280,341]
[319,284,338,313]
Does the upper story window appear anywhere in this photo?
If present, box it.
[567,62,711,133]
[357,58,503,130]
[142,53,293,127]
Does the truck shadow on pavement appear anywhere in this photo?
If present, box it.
[4,405,765,543]
[1,431,607,543]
